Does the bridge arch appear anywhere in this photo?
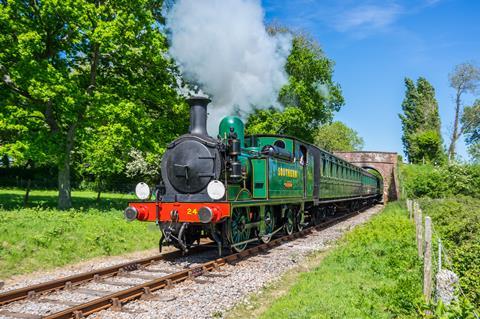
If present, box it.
[333,151,400,202]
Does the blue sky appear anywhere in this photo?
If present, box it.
[262,0,480,161]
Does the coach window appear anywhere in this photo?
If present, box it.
[274,140,285,149]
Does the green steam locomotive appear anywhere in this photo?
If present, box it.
[125,97,383,254]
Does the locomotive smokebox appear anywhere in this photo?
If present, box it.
[187,96,211,136]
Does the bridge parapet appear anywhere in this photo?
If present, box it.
[333,151,400,202]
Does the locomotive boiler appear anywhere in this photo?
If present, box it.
[125,97,383,255]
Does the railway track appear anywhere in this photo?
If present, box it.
[0,209,363,319]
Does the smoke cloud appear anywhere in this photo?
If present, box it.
[167,0,291,134]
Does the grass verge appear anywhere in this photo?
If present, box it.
[0,190,158,279]
[0,188,134,211]
[227,202,423,319]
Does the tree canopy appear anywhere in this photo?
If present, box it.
[399,77,445,164]
[462,99,480,162]
[0,0,188,208]
[447,62,480,161]
[314,121,364,152]
[245,32,344,142]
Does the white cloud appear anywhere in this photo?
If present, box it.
[333,4,403,33]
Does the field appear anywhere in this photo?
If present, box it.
[0,189,158,279]
[228,202,423,319]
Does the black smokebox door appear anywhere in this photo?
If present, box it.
[167,139,215,193]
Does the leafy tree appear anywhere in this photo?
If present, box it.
[408,130,445,165]
[461,99,480,162]
[0,0,187,209]
[399,77,445,164]
[0,97,51,206]
[246,32,344,142]
[125,148,161,185]
[448,62,480,161]
[314,121,364,152]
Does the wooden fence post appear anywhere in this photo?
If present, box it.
[414,205,418,247]
[416,208,423,258]
[408,199,412,220]
[423,216,432,302]
[438,239,442,272]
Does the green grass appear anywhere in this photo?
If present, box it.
[0,188,135,211]
[233,203,423,319]
[0,189,158,279]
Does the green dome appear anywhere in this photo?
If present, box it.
[219,116,245,148]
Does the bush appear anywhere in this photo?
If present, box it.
[401,164,480,199]
[420,197,480,312]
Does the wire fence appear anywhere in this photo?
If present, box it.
[406,199,479,318]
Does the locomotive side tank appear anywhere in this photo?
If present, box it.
[125,96,383,254]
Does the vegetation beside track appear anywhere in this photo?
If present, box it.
[400,163,480,199]
[228,203,423,319]
[0,189,158,279]
[419,197,480,315]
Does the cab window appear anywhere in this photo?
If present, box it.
[274,140,285,149]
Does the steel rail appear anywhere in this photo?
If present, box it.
[0,243,211,306]
[43,210,362,319]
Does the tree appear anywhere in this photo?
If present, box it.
[399,77,445,164]
[0,0,187,209]
[125,148,161,185]
[447,62,480,161]
[314,121,364,152]
[0,96,51,206]
[246,32,344,142]
[461,99,480,162]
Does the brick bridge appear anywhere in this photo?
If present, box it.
[333,151,400,202]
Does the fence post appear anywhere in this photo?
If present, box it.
[408,199,412,220]
[438,239,442,272]
[424,216,432,302]
[413,200,418,221]
[414,205,418,249]
[415,208,423,258]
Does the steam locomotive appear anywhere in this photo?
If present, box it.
[124,97,383,255]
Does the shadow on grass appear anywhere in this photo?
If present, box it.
[0,191,135,211]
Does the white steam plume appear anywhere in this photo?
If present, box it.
[167,0,291,134]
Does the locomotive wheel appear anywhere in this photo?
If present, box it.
[296,210,305,231]
[260,207,275,244]
[284,207,294,235]
[229,207,251,252]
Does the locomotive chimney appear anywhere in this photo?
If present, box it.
[187,96,211,136]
